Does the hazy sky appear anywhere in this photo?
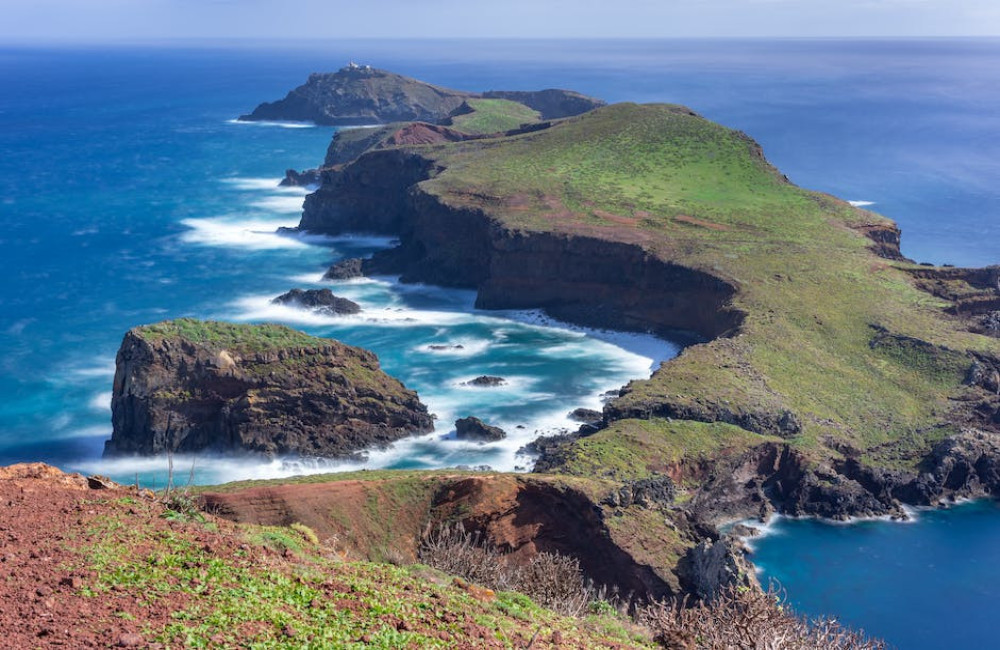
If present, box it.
[1,0,999,42]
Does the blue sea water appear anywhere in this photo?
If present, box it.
[2,39,1000,648]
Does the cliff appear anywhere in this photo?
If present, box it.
[238,65,604,127]
[104,319,433,458]
[198,470,723,600]
[298,101,1000,523]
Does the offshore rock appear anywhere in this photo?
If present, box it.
[455,417,507,443]
[323,258,365,281]
[462,375,506,387]
[104,319,433,458]
[271,288,361,315]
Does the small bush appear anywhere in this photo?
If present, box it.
[638,584,886,650]
[419,523,606,616]
[289,522,320,546]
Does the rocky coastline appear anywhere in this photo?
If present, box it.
[292,96,1000,535]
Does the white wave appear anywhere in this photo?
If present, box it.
[250,195,306,214]
[68,359,116,380]
[89,391,113,412]
[229,294,369,327]
[51,425,112,442]
[495,309,677,373]
[225,119,316,129]
[179,217,306,250]
[221,177,309,194]
[848,200,876,207]
[290,272,328,284]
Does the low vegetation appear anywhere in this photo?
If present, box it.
[447,98,541,135]
[136,318,323,353]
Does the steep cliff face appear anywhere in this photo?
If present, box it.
[302,149,741,340]
[105,320,433,458]
[201,472,698,600]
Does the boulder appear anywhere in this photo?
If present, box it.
[271,289,361,315]
[323,258,365,281]
[567,408,602,423]
[455,417,506,443]
[462,376,506,387]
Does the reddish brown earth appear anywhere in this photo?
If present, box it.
[0,464,648,649]
[202,473,691,600]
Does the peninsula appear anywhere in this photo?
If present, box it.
[3,68,989,647]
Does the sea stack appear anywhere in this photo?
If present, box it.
[104,319,433,458]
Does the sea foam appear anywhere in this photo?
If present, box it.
[225,119,316,129]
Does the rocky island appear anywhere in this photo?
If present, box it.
[104,319,433,458]
[239,63,604,126]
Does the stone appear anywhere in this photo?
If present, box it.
[271,288,361,315]
[462,376,506,387]
[323,258,365,281]
[455,417,506,443]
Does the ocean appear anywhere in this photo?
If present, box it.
[2,38,999,648]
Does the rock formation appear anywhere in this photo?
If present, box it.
[323,258,365,280]
[104,319,433,458]
[462,375,506,387]
[455,417,506,442]
[271,288,361,315]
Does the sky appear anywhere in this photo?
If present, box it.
[0,0,999,42]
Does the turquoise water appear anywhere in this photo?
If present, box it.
[3,40,1000,647]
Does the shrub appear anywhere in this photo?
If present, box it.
[638,584,886,650]
[418,523,606,616]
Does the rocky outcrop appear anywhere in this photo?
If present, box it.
[680,537,759,602]
[568,408,602,423]
[602,475,676,509]
[462,375,506,387]
[323,258,365,280]
[271,288,361,315]
[279,168,320,187]
[455,417,506,442]
[104,319,433,458]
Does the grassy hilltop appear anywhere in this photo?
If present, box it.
[391,101,999,481]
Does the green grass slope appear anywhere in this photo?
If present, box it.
[405,102,1000,474]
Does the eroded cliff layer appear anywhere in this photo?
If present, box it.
[105,319,433,458]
